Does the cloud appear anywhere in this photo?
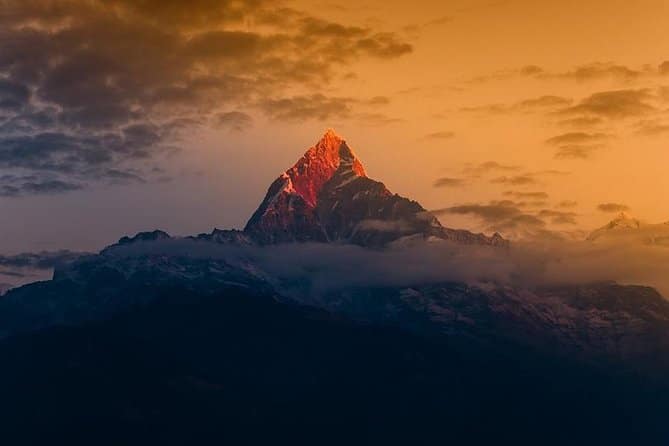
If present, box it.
[97,230,669,298]
[365,96,391,106]
[212,111,254,132]
[597,203,630,213]
[260,94,352,121]
[465,62,655,85]
[436,202,551,241]
[0,79,31,110]
[537,209,578,225]
[557,89,655,119]
[516,95,573,108]
[659,61,669,75]
[490,175,538,186]
[461,161,520,178]
[503,191,549,200]
[554,62,646,82]
[545,132,610,159]
[423,131,456,140]
[433,177,466,188]
[437,203,523,222]
[0,250,88,269]
[0,177,84,197]
[460,95,572,115]
[556,200,578,208]
[557,116,604,129]
[635,120,669,136]
[0,0,412,196]
[354,113,404,126]
[434,202,548,236]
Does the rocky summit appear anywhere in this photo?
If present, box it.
[245,129,505,247]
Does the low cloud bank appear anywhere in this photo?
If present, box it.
[0,250,91,290]
[105,236,669,298]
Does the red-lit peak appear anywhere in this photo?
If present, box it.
[285,129,366,207]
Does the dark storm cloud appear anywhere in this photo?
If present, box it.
[0,250,90,270]
[0,0,412,196]
[597,203,630,213]
[433,177,466,188]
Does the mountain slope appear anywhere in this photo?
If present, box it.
[2,287,668,445]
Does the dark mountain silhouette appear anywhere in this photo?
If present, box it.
[2,287,668,445]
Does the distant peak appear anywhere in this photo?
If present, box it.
[614,211,634,220]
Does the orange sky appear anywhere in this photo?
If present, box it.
[1,0,669,252]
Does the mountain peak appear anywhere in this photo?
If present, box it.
[275,129,366,208]
[322,127,341,141]
[244,131,505,247]
[587,212,643,241]
[608,212,642,228]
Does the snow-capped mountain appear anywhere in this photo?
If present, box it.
[1,130,669,377]
[245,129,505,247]
[588,212,669,245]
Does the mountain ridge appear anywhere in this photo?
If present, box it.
[588,212,669,245]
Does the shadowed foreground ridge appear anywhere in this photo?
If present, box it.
[2,288,669,445]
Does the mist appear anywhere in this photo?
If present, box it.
[104,236,669,298]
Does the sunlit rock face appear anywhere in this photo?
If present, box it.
[245,129,505,247]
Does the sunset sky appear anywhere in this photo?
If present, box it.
[2,0,669,254]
